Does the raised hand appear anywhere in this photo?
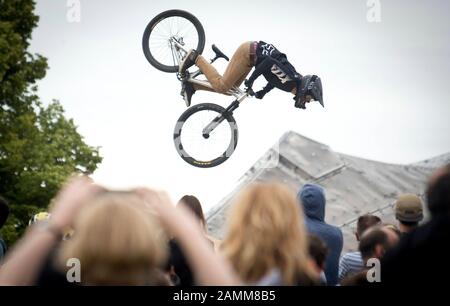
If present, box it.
[50,175,103,231]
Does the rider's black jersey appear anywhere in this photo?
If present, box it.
[247,41,302,95]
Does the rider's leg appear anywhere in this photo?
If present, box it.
[191,73,250,94]
[234,68,253,88]
[195,41,254,94]
[191,82,217,93]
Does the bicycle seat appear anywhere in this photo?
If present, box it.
[212,44,230,62]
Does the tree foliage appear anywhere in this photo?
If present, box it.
[0,0,102,246]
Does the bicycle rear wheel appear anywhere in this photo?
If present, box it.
[174,103,238,168]
[142,10,205,73]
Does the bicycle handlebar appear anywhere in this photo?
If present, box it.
[244,79,255,96]
[246,87,255,96]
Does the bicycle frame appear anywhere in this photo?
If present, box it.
[170,37,250,138]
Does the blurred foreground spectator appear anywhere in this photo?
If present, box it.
[341,225,399,286]
[308,234,328,285]
[359,226,399,264]
[57,191,170,285]
[177,195,221,250]
[0,177,239,286]
[381,163,450,284]
[222,183,318,285]
[167,195,220,286]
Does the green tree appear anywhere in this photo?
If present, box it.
[0,0,102,246]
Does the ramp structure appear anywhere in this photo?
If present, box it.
[206,131,450,251]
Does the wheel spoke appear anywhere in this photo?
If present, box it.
[144,11,204,72]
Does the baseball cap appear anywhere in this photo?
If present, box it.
[395,194,424,223]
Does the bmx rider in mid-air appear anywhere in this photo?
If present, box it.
[178,41,324,109]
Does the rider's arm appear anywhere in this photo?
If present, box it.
[255,82,275,99]
[246,57,275,88]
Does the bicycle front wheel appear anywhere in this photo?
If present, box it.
[142,10,205,73]
[174,103,238,168]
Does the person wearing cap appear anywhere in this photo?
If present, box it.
[394,194,424,235]
[381,164,450,285]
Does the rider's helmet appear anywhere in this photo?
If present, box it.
[299,75,324,108]
[28,211,51,225]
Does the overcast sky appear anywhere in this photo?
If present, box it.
[30,0,450,211]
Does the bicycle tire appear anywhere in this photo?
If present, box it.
[142,10,206,73]
[173,103,238,168]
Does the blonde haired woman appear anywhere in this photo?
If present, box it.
[0,177,239,286]
[221,183,319,285]
[57,191,169,285]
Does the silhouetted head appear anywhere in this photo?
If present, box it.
[177,195,206,229]
[356,214,382,241]
[298,183,326,222]
[426,163,450,217]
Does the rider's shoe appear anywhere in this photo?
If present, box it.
[180,81,196,107]
[179,49,199,75]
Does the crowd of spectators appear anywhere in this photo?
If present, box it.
[0,163,448,286]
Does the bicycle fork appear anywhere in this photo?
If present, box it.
[202,100,240,139]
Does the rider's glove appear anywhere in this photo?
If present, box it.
[244,80,255,96]
[254,90,266,100]
[294,95,306,109]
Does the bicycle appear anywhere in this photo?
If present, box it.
[143,10,256,168]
